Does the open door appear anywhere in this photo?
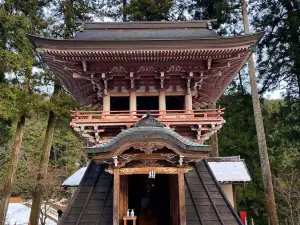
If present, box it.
[127,174,171,225]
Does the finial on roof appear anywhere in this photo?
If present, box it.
[146,110,151,118]
[133,113,164,128]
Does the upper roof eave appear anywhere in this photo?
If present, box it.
[27,32,264,50]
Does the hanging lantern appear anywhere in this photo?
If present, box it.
[148,170,156,179]
[113,156,118,167]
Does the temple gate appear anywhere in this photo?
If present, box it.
[28,20,262,225]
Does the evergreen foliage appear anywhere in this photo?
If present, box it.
[124,0,173,21]
[0,1,299,224]
[187,0,242,34]
[0,115,85,198]
[251,0,300,98]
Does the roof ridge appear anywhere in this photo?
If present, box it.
[80,20,218,31]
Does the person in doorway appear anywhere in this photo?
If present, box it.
[57,209,63,224]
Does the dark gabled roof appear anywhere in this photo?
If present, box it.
[60,162,113,225]
[85,116,210,154]
[61,160,243,225]
[185,160,243,225]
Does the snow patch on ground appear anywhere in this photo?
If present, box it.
[5,203,56,225]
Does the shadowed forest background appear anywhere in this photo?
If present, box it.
[0,1,299,224]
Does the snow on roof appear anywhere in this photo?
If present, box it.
[62,167,87,186]
[207,160,251,183]
[6,203,56,225]
[62,157,251,186]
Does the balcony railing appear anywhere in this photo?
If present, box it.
[70,109,225,127]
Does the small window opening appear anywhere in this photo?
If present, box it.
[110,97,129,112]
[137,96,159,111]
[166,96,185,110]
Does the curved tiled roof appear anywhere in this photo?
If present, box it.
[86,116,210,154]
[85,126,210,154]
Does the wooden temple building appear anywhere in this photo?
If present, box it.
[28,21,262,225]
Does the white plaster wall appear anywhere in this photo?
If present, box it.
[221,184,234,208]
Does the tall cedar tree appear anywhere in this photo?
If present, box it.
[241,1,279,224]
[29,80,60,225]
[251,1,300,220]
[0,1,49,224]
[29,1,99,224]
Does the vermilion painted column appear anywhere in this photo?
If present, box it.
[178,169,186,225]
[159,90,166,112]
[103,92,110,114]
[130,90,136,115]
[185,92,193,111]
[113,169,120,225]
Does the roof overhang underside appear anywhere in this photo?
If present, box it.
[85,127,211,157]
[28,31,263,108]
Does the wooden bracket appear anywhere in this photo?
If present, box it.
[207,58,212,70]
[82,60,87,72]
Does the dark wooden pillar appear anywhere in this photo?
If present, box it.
[170,175,179,225]
[119,175,128,224]
[113,169,120,225]
[178,169,186,225]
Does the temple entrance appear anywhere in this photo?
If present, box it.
[128,174,171,225]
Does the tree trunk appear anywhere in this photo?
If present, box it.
[0,67,30,225]
[123,0,127,22]
[208,104,219,157]
[209,133,219,157]
[241,1,279,225]
[29,81,60,225]
[297,74,300,98]
[238,72,245,95]
[0,115,26,225]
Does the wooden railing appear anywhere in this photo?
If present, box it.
[70,109,225,126]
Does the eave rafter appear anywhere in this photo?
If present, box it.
[37,39,255,107]
[46,49,247,66]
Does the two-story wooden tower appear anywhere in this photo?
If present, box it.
[29,21,262,225]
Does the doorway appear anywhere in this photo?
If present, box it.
[128,174,171,225]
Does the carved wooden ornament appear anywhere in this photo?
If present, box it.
[132,143,164,154]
